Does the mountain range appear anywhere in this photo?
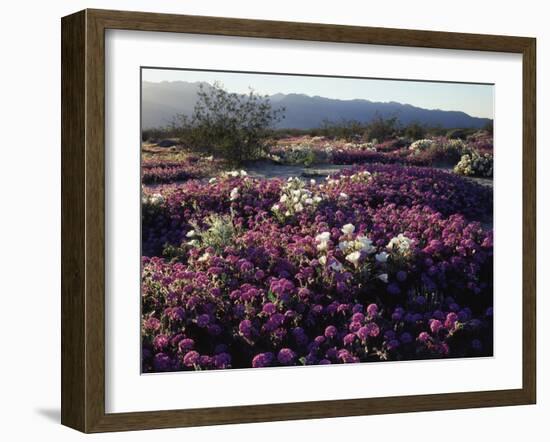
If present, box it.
[142,81,492,130]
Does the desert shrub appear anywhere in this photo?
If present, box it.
[271,144,317,166]
[440,139,468,165]
[426,125,447,137]
[407,138,470,168]
[374,138,411,154]
[187,213,242,254]
[409,139,435,153]
[142,127,169,142]
[454,152,493,177]
[270,142,333,166]
[482,121,494,136]
[271,128,312,139]
[319,119,367,141]
[403,122,427,140]
[366,115,399,142]
[446,128,476,140]
[173,82,284,164]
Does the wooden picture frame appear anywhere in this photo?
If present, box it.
[61,8,536,433]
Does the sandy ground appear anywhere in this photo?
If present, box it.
[244,161,355,180]
[246,161,494,189]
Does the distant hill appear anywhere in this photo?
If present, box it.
[142,81,492,130]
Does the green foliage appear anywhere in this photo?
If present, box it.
[426,125,447,137]
[318,119,367,141]
[162,242,189,261]
[173,82,285,165]
[403,122,427,140]
[315,115,401,142]
[409,138,470,167]
[366,114,399,142]
[188,212,241,253]
[445,128,477,140]
[142,127,170,142]
[482,120,494,136]
[276,145,317,166]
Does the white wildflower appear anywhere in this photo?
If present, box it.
[198,252,211,262]
[315,232,331,252]
[318,255,327,266]
[230,187,240,201]
[377,273,389,283]
[356,236,376,254]
[149,193,164,205]
[387,234,413,255]
[345,251,361,267]
[316,232,331,243]
[375,251,389,263]
[341,223,355,235]
[186,230,196,238]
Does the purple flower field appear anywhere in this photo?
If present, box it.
[141,155,493,372]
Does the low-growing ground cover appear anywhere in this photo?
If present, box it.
[141,147,227,184]
[141,148,494,372]
[267,132,493,177]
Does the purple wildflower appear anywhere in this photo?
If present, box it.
[277,348,296,365]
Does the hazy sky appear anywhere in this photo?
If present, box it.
[142,68,494,119]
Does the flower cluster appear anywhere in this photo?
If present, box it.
[272,177,323,219]
[409,139,436,153]
[268,134,493,176]
[270,143,318,166]
[454,152,494,177]
[141,160,493,372]
[141,156,223,184]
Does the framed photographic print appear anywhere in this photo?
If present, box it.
[61,9,536,433]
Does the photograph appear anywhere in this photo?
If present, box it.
[140,68,494,373]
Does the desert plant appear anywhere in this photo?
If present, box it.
[187,212,242,254]
[454,151,493,177]
[173,82,284,164]
[319,119,367,141]
[403,122,427,140]
[446,128,477,140]
[366,114,399,142]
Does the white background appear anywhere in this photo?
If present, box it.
[106,30,522,413]
[0,0,547,440]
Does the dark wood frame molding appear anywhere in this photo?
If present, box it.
[61,8,536,433]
